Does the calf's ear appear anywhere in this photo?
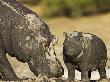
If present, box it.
[79,31,83,35]
[63,32,68,37]
[78,31,83,39]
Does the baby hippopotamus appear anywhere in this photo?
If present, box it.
[63,31,107,82]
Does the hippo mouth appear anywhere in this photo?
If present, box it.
[43,36,63,77]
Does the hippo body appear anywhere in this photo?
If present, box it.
[63,31,107,82]
[0,0,63,81]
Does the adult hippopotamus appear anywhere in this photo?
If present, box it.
[63,31,107,82]
[0,0,63,81]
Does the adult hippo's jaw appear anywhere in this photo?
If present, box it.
[27,36,63,78]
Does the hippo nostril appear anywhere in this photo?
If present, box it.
[44,44,49,48]
[57,66,64,77]
[61,67,64,75]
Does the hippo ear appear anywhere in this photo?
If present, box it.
[79,31,83,35]
[52,35,58,45]
[79,31,83,38]
[63,32,68,37]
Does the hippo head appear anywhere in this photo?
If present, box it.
[23,14,63,77]
[28,34,63,78]
[63,31,83,57]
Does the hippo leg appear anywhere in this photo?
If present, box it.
[0,47,21,81]
[98,67,107,80]
[0,75,2,79]
[88,71,91,79]
[64,57,75,81]
[65,63,75,82]
[80,62,90,82]
[98,59,107,80]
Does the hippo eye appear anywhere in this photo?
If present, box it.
[52,61,55,64]
[66,37,70,41]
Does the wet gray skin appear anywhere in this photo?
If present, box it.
[0,0,63,81]
[63,31,107,82]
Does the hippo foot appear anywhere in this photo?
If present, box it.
[63,78,74,82]
[82,79,90,82]
[52,77,73,82]
[2,77,24,81]
[62,74,68,80]
[98,78,109,82]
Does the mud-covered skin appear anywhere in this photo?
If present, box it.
[63,31,107,82]
[0,0,63,81]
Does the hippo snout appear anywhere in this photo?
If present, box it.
[44,59,63,78]
[58,65,64,77]
[55,61,64,77]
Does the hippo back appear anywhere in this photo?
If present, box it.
[83,33,107,71]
